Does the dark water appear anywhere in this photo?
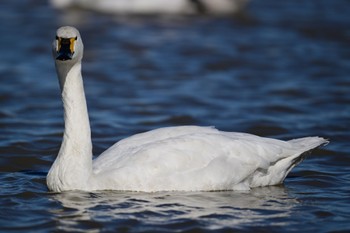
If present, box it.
[1,0,349,232]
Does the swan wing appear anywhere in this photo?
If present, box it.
[91,126,326,191]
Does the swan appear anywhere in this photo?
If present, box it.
[47,26,328,192]
[49,0,249,15]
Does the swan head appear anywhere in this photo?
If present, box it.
[53,26,83,62]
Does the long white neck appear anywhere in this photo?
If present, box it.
[47,61,93,192]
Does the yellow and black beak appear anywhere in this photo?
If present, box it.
[56,36,77,61]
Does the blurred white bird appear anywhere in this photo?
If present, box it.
[49,0,249,15]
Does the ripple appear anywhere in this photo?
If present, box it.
[1,0,350,232]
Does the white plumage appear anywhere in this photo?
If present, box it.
[47,26,328,193]
[49,0,249,15]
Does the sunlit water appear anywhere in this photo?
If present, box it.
[0,0,349,232]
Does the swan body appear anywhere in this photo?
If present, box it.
[50,0,249,15]
[47,26,328,192]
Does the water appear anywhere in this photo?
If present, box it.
[0,0,349,232]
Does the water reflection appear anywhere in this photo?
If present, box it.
[51,186,298,232]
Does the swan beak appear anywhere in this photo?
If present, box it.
[56,36,77,61]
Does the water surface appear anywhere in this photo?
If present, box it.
[0,0,349,232]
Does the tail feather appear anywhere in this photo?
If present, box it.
[287,136,329,172]
[249,136,329,188]
[288,136,329,152]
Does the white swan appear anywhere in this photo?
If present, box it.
[49,0,249,15]
[47,26,328,192]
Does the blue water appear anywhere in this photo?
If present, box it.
[0,0,349,232]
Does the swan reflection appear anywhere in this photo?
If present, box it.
[50,186,298,232]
